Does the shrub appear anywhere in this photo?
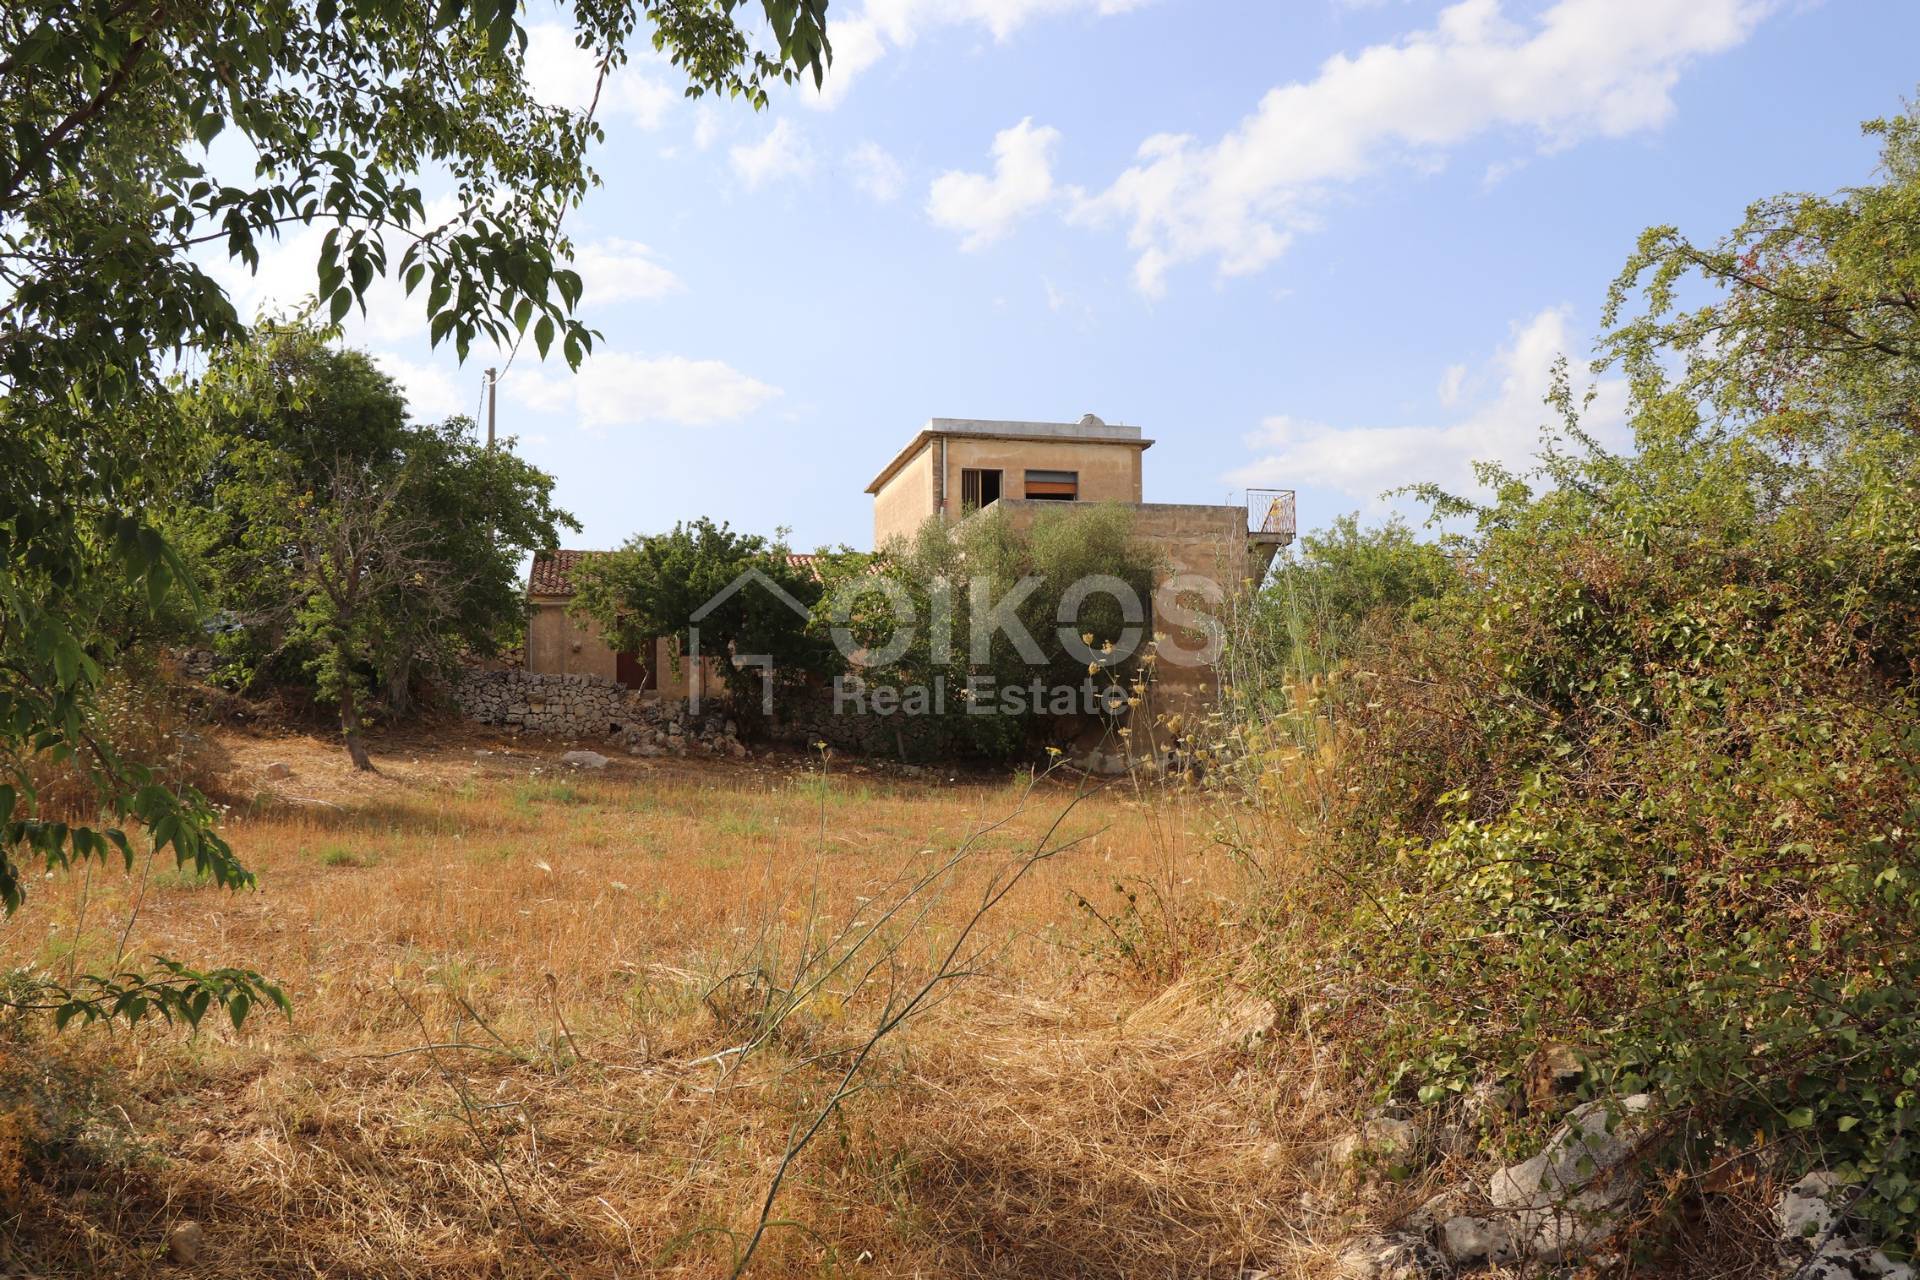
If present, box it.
[1243,513,1454,683]
[1251,104,1920,1254]
[824,503,1162,759]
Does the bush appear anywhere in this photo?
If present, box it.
[1244,513,1454,682]
[824,503,1162,760]
[1249,105,1920,1255]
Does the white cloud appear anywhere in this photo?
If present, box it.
[1437,362,1467,407]
[846,141,906,202]
[1073,0,1769,295]
[729,119,815,189]
[1229,307,1627,504]
[523,23,676,129]
[567,239,683,306]
[371,352,469,422]
[927,118,1060,250]
[811,0,1152,108]
[693,106,724,151]
[506,352,780,427]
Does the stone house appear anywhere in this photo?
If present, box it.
[525,414,1293,707]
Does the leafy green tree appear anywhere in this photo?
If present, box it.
[193,323,575,769]
[570,518,836,711]
[0,0,827,1021]
[828,504,1162,759]
[1251,513,1455,680]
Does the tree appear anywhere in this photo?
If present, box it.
[1264,103,1920,1253]
[1249,513,1455,680]
[193,323,575,769]
[570,518,835,710]
[829,504,1162,759]
[0,0,829,1021]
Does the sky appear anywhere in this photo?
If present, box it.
[222,0,1920,553]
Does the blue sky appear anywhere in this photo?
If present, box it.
[226,0,1920,553]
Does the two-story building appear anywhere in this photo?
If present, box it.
[865,414,1293,706]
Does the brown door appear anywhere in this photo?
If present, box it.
[616,648,654,690]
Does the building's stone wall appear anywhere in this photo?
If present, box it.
[765,679,949,759]
[454,669,743,757]
[978,499,1270,714]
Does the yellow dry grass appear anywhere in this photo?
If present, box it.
[1,726,1352,1278]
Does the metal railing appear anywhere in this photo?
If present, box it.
[1246,488,1297,544]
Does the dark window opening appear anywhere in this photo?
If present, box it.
[960,467,1003,511]
[1024,469,1079,500]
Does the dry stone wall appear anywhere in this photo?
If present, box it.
[454,669,744,758]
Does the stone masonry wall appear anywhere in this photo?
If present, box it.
[454,669,744,758]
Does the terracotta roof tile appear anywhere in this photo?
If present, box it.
[528,549,596,596]
[530,549,840,597]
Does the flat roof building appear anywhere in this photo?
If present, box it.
[865,414,1154,546]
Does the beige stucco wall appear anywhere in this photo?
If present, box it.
[527,600,723,704]
[528,597,618,680]
[872,435,1148,546]
[938,437,1142,517]
[872,444,936,546]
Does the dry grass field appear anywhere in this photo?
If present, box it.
[0,726,1360,1278]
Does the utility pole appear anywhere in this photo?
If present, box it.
[484,367,497,448]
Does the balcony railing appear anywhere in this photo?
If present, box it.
[1246,488,1297,544]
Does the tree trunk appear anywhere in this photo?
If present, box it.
[339,685,374,772]
[386,654,412,717]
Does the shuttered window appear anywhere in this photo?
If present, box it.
[1024,469,1078,500]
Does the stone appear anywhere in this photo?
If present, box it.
[168,1220,204,1264]
[561,750,609,769]
[1776,1174,1914,1280]
[1525,1042,1585,1108]
[1439,1215,1509,1266]
[263,761,292,780]
[1778,1173,1840,1245]
[1400,1186,1465,1233]
[1333,1114,1422,1168]
[1334,1232,1446,1280]
[1487,1093,1652,1262]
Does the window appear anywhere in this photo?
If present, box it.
[1024,469,1078,500]
[960,467,1002,511]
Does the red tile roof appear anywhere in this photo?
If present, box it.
[529,549,833,597]
[528,549,596,596]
